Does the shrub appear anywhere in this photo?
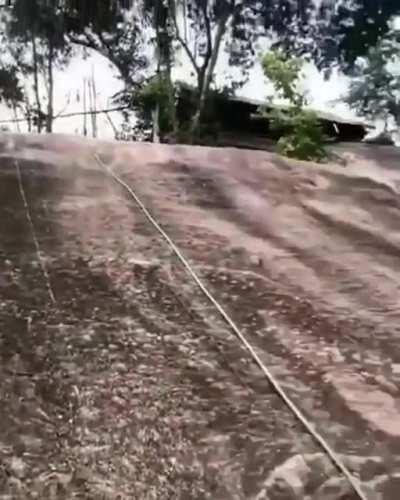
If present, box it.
[135,76,175,136]
[272,108,326,161]
[262,50,327,162]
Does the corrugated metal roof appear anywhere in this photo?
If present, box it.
[227,95,368,127]
[176,83,369,128]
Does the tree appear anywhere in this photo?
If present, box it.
[0,67,24,106]
[257,0,400,77]
[164,0,268,139]
[346,28,400,130]
[1,0,74,132]
[143,0,177,135]
[262,50,326,162]
[0,14,37,131]
[65,1,148,88]
[284,0,400,73]
[170,0,233,138]
[0,1,149,133]
[2,1,319,141]
[139,0,319,141]
[110,1,322,142]
[333,0,400,70]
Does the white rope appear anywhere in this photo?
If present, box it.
[14,160,56,304]
[94,153,369,500]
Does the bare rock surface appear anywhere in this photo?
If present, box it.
[1,134,400,499]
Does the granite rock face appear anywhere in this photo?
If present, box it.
[0,134,400,499]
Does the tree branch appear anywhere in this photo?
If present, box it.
[0,105,129,125]
[54,91,71,119]
[200,2,212,63]
[68,32,101,54]
[69,31,135,86]
[190,8,232,137]
[168,0,200,76]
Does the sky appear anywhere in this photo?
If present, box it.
[0,38,357,139]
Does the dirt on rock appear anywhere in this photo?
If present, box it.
[1,133,400,499]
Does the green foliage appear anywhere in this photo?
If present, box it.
[267,1,400,73]
[346,29,400,127]
[0,67,24,105]
[332,0,400,69]
[137,77,171,114]
[262,50,326,162]
[274,109,326,162]
[131,75,176,138]
[262,51,303,104]
[132,78,224,143]
[0,0,77,131]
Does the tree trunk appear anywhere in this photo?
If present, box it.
[152,105,160,143]
[154,21,162,141]
[82,78,87,136]
[88,71,98,138]
[164,40,178,137]
[46,35,54,133]
[31,34,43,133]
[183,0,188,43]
[12,103,21,133]
[154,3,177,139]
[104,111,118,138]
[26,109,32,132]
[189,14,229,141]
[24,93,32,132]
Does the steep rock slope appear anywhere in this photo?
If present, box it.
[0,134,400,499]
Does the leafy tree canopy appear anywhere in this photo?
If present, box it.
[335,0,400,69]
[0,67,24,105]
[279,0,400,72]
[346,27,400,128]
